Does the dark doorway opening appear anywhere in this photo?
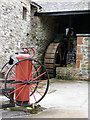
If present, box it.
[35,12,90,78]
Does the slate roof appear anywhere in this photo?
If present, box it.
[31,0,90,12]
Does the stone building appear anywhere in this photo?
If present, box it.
[0,0,90,80]
[31,0,90,80]
[0,0,31,67]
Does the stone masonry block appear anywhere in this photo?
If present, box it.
[77,37,83,44]
[76,60,80,68]
[76,54,83,60]
[88,65,90,70]
[77,46,81,53]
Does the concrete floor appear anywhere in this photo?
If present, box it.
[31,79,88,118]
[0,79,88,118]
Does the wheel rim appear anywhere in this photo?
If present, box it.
[0,62,11,89]
[5,58,49,106]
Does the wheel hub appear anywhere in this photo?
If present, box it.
[26,80,30,85]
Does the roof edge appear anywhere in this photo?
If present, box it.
[35,10,90,16]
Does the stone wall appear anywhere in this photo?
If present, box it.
[0,1,55,69]
[0,0,31,68]
[56,35,90,80]
[76,34,90,80]
[1,1,89,80]
[31,6,55,63]
[31,9,90,80]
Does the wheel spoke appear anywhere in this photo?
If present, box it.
[0,79,5,82]
[32,83,47,89]
[29,85,30,105]
[29,61,35,80]
[9,81,23,84]
[9,84,25,95]
[30,86,37,102]
[31,85,43,97]
[1,79,15,84]
[3,83,16,89]
[31,79,48,83]
[31,72,46,82]
[14,84,27,102]
[8,75,15,80]
[0,72,6,75]
[6,82,23,88]
[21,85,28,105]
[7,66,15,76]
[1,83,13,89]
[31,65,42,79]
[7,71,23,81]
[7,75,23,82]
[6,65,10,70]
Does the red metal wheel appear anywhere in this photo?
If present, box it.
[4,58,49,106]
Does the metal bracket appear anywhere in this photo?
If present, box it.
[0,88,15,108]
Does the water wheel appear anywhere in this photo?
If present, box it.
[44,42,67,78]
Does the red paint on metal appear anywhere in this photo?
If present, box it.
[15,53,32,102]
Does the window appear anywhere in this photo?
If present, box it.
[23,6,27,20]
